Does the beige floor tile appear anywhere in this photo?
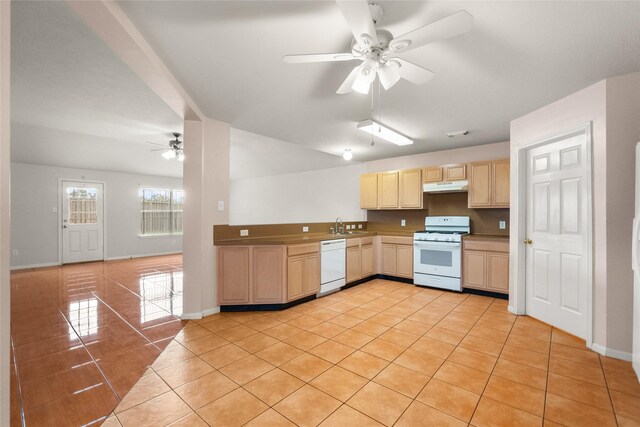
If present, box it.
[347,382,412,426]
[373,363,430,398]
[471,397,542,427]
[308,322,347,339]
[175,325,213,344]
[118,391,192,427]
[616,414,640,427]
[319,405,383,426]
[416,378,480,422]
[369,313,403,327]
[545,393,617,427]
[600,356,637,376]
[245,409,296,427]
[174,371,238,410]
[338,350,390,379]
[309,340,356,364]
[280,353,332,382]
[610,390,640,421]
[310,366,368,402]
[459,334,504,356]
[243,368,304,406]
[331,329,375,349]
[219,355,274,385]
[550,343,600,367]
[197,388,268,427]
[395,400,466,427]
[351,320,391,337]
[199,344,250,369]
[500,343,549,371]
[511,324,552,342]
[262,323,304,340]
[447,346,497,374]
[378,328,421,347]
[102,415,123,427]
[284,331,327,351]
[547,372,612,411]
[166,413,208,427]
[393,319,432,335]
[287,314,324,330]
[234,333,279,353]
[180,333,228,355]
[423,326,465,345]
[215,325,258,342]
[151,341,196,371]
[507,334,551,355]
[493,359,548,390]
[328,314,363,329]
[361,338,406,361]
[255,342,304,366]
[549,357,606,387]
[551,328,586,349]
[156,357,215,389]
[468,325,510,344]
[433,361,489,394]
[605,370,640,397]
[394,348,444,376]
[411,336,456,359]
[114,372,171,414]
[346,307,379,320]
[274,385,341,427]
[483,375,545,416]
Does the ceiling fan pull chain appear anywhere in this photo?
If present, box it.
[370,83,375,146]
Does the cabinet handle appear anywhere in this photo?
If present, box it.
[523,239,532,245]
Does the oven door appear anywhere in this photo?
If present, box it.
[413,240,461,278]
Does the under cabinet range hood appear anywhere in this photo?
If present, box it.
[423,180,469,193]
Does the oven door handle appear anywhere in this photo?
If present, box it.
[413,241,461,249]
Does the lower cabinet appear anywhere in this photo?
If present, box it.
[381,236,413,279]
[252,246,285,303]
[361,241,374,277]
[287,243,320,301]
[462,238,509,294]
[218,246,251,304]
[346,237,375,284]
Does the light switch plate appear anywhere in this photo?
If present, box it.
[12,250,18,256]
[217,200,224,211]
[240,229,249,236]
[302,226,309,232]
[499,220,506,230]
[401,219,406,227]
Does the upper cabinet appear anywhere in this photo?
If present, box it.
[468,159,510,208]
[423,164,466,183]
[423,166,443,183]
[360,170,422,210]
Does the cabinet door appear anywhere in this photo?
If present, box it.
[396,244,414,278]
[303,253,320,294]
[252,246,284,303]
[463,250,487,289]
[423,166,443,183]
[492,159,510,207]
[399,168,423,209]
[287,255,304,300]
[218,247,250,304]
[381,243,397,275]
[445,164,467,181]
[378,171,399,209]
[487,252,509,293]
[360,173,378,209]
[361,244,374,277]
[346,246,362,283]
[468,161,492,208]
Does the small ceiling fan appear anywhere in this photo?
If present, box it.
[282,0,473,94]
[147,133,184,161]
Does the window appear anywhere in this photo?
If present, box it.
[66,187,98,224]
[139,188,183,236]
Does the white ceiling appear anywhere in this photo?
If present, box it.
[11,1,640,178]
[118,0,640,162]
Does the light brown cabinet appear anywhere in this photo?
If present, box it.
[287,243,320,301]
[361,241,374,277]
[252,246,285,303]
[346,245,361,283]
[423,166,443,183]
[380,236,413,279]
[360,173,378,209]
[378,171,399,209]
[399,168,423,209]
[346,237,374,284]
[468,159,510,208]
[218,247,251,304]
[462,238,509,294]
[445,164,467,181]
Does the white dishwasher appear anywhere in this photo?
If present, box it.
[319,239,346,296]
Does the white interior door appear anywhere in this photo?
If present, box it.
[62,181,104,264]
[525,131,590,339]
[632,142,640,379]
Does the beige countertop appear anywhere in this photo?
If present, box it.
[464,234,510,241]
[214,230,415,246]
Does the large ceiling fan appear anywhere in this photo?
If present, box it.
[283,1,473,94]
[147,133,184,161]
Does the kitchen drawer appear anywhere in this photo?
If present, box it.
[288,243,320,257]
[464,240,508,253]
[346,238,361,248]
[361,236,374,245]
[380,236,413,245]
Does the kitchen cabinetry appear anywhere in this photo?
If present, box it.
[423,164,466,183]
[361,239,374,278]
[218,247,251,304]
[360,173,378,209]
[399,168,423,208]
[360,169,422,210]
[378,171,399,209]
[468,159,510,208]
[380,236,413,279]
[423,166,443,183]
[462,238,509,294]
[346,237,375,284]
[287,243,320,301]
[252,246,285,303]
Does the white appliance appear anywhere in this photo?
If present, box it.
[633,142,640,379]
[319,239,346,296]
[414,216,470,291]
[423,180,468,193]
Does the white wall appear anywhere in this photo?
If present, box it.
[229,163,367,225]
[10,162,183,268]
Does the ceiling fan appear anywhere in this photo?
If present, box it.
[282,1,473,94]
[147,133,184,161]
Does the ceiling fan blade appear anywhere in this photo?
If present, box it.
[145,141,166,147]
[150,148,167,152]
[389,10,473,54]
[378,62,401,90]
[336,66,361,94]
[392,58,435,85]
[283,53,357,64]
[335,0,378,47]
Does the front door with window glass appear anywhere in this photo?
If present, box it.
[62,181,104,264]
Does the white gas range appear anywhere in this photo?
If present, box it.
[413,216,470,292]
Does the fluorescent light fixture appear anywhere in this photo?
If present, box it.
[162,150,176,159]
[357,120,413,146]
[343,149,353,161]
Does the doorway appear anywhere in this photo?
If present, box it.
[517,125,592,341]
[61,180,105,264]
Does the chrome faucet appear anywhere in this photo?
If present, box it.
[335,217,344,235]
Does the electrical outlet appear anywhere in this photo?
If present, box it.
[240,229,249,236]
[401,219,406,227]
[499,220,506,230]
[217,200,225,211]
[12,250,18,256]
[302,226,309,232]
[358,224,363,229]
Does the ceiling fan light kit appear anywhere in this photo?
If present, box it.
[357,119,413,146]
[343,148,353,161]
[156,132,184,161]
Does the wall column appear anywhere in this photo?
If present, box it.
[182,118,230,318]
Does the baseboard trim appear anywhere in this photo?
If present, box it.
[181,312,203,320]
[10,262,59,271]
[202,307,221,317]
[106,251,182,261]
[590,343,633,361]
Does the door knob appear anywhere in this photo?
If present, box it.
[523,239,532,245]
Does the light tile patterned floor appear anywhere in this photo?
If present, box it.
[105,278,640,427]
